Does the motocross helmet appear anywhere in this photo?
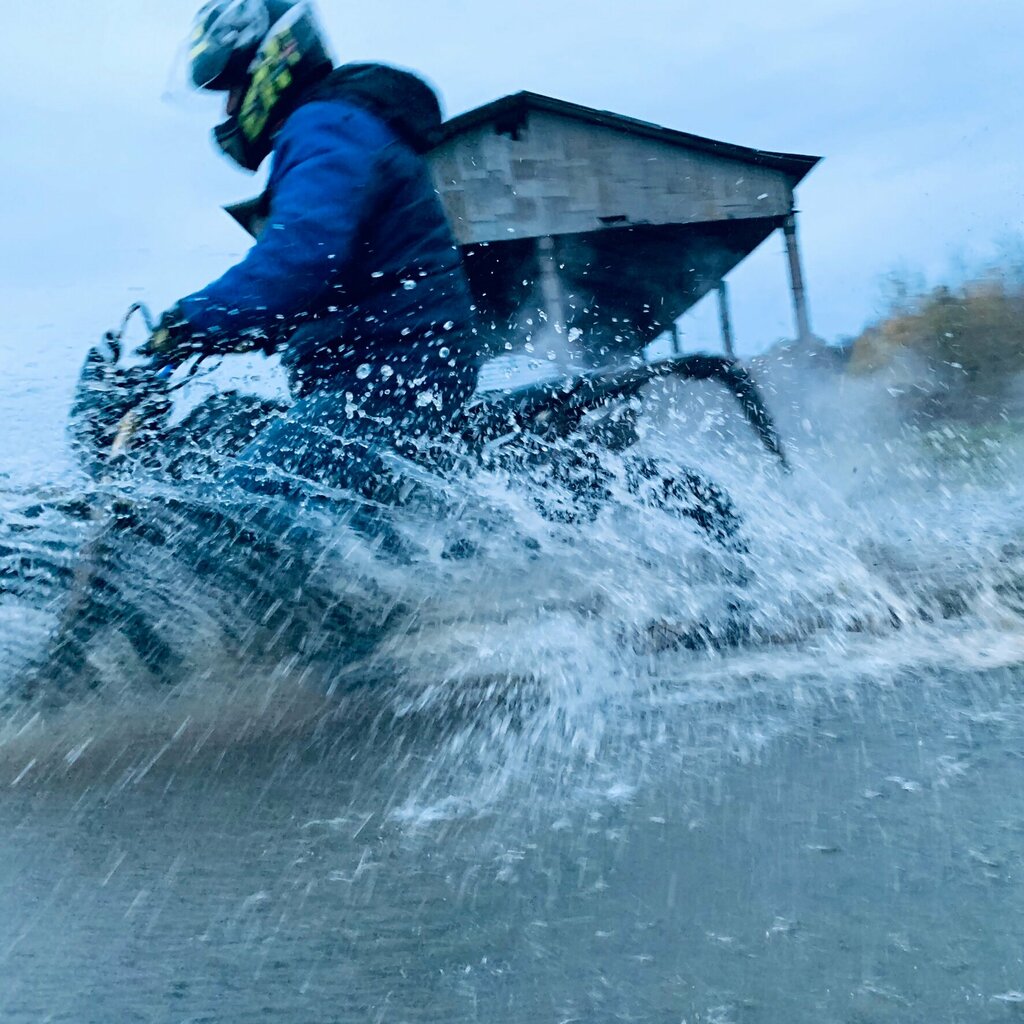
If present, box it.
[187,0,333,171]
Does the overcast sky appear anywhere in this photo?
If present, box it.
[4,0,1023,368]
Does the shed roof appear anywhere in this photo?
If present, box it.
[438,91,821,185]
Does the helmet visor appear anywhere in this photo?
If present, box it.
[186,0,271,90]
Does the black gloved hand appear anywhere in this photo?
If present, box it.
[141,306,280,362]
[138,306,203,366]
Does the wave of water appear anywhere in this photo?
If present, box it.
[4,358,1024,1022]
[2,363,1022,815]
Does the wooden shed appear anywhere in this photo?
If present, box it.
[428,91,820,365]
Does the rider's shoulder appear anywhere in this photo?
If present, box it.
[278,98,397,157]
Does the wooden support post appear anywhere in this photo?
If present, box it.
[536,235,571,371]
[717,280,735,359]
[783,213,812,344]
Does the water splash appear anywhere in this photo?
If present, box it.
[1,363,1023,823]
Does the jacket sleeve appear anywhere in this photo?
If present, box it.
[178,103,392,348]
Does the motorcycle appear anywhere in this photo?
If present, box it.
[10,304,787,707]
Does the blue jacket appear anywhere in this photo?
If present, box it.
[179,65,477,398]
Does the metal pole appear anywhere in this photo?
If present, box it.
[783,213,812,343]
[536,235,571,371]
[671,322,682,356]
[717,280,736,359]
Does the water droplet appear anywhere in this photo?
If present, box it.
[356,364,371,380]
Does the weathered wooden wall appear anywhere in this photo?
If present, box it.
[428,110,797,246]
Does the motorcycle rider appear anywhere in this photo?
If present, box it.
[142,0,479,500]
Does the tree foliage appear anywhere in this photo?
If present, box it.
[849,273,1024,424]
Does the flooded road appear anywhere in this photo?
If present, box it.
[4,659,1024,1023]
[3,360,1024,1022]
